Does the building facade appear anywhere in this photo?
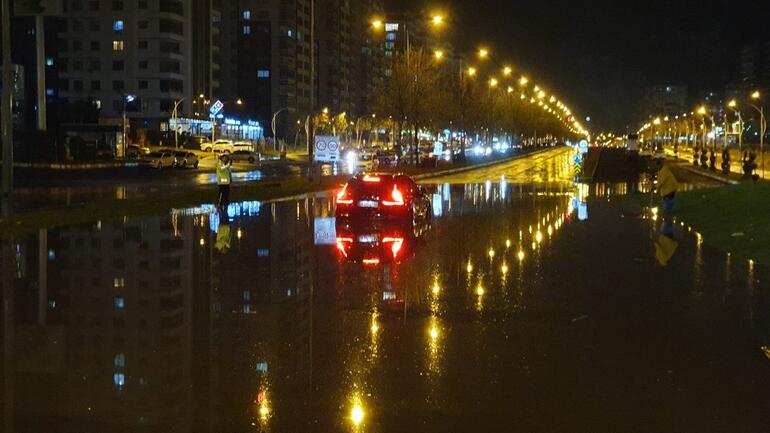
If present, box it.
[54,0,220,137]
[638,85,688,119]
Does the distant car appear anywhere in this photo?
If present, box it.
[335,173,432,222]
[139,151,176,169]
[344,148,377,172]
[95,146,115,160]
[173,151,199,168]
[187,135,212,151]
[229,150,260,164]
[126,144,150,159]
[211,139,235,153]
[233,141,254,152]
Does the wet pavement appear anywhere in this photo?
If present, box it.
[2,148,770,433]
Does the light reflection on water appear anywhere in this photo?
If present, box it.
[3,176,769,432]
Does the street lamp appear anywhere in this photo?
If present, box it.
[478,48,489,59]
[749,90,766,178]
[172,98,185,148]
[434,50,444,60]
[727,99,743,150]
[489,77,498,88]
[467,67,477,77]
[503,66,512,76]
[122,94,137,154]
[519,76,528,86]
[272,107,290,150]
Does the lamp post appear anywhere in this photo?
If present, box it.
[123,94,137,154]
[172,99,185,149]
[749,91,766,179]
[271,107,289,151]
[727,99,743,150]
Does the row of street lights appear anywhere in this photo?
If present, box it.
[638,90,766,178]
[370,13,589,139]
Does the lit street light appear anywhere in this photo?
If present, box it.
[478,48,489,59]
[749,91,766,178]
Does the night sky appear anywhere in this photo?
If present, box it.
[396,0,770,132]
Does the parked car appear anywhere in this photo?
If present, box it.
[233,141,254,152]
[187,135,212,151]
[139,151,176,169]
[126,144,150,159]
[95,146,116,160]
[229,150,260,164]
[173,151,199,168]
[211,139,235,153]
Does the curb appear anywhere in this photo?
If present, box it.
[680,166,740,185]
[412,147,562,181]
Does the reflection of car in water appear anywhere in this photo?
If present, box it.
[335,218,429,266]
[335,173,432,223]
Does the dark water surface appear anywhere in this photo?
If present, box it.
[2,150,769,433]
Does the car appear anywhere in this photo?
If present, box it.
[233,141,255,152]
[173,151,199,168]
[95,146,115,160]
[335,173,432,222]
[211,139,235,153]
[139,151,176,169]
[191,136,214,151]
[126,144,150,159]
[343,148,377,172]
[229,150,260,164]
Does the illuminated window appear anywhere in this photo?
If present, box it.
[114,353,125,367]
[243,25,250,35]
[112,40,124,51]
[243,10,250,20]
[257,70,269,78]
[287,29,293,38]
[113,20,124,32]
[385,23,399,31]
[113,373,125,387]
[113,277,125,288]
[114,297,125,309]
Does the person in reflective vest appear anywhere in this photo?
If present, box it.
[217,154,232,209]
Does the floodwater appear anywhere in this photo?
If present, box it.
[2,148,769,433]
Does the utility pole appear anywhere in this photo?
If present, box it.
[35,14,45,130]
[1,0,14,204]
[308,0,315,163]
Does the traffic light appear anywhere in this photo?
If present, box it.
[13,0,45,15]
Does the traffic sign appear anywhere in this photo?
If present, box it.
[314,136,340,163]
[210,100,224,116]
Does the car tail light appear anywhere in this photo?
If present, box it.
[382,237,404,258]
[336,237,353,257]
[336,184,353,205]
[382,186,405,206]
[363,258,381,265]
[362,175,381,183]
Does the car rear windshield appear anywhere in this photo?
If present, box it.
[148,152,164,157]
[349,175,395,195]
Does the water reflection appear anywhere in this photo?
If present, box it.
[3,178,770,432]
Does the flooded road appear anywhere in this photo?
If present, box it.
[3,149,769,433]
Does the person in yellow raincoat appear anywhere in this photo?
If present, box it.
[657,165,678,214]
